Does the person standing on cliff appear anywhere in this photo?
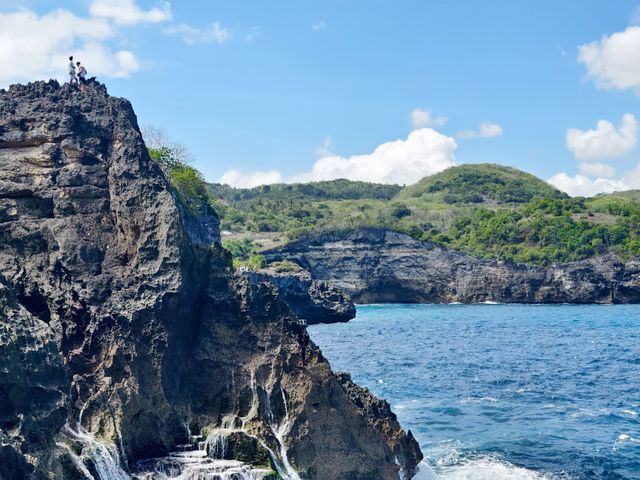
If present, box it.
[68,56,77,85]
[76,61,87,92]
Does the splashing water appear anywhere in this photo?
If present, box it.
[63,367,306,480]
[62,422,130,480]
[265,386,301,480]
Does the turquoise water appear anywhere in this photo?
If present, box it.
[307,304,640,480]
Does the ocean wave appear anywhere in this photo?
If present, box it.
[432,454,562,480]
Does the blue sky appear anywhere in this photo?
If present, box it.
[2,1,640,195]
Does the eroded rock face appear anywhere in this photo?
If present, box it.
[0,278,69,480]
[264,228,640,304]
[244,269,356,324]
[0,81,421,479]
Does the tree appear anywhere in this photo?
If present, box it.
[141,124,191,166]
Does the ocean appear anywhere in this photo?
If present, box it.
[307,304,640,480]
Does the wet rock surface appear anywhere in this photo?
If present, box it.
[264,228,640,304]
[0,81,421,479]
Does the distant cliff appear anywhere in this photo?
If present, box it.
[243,268,355,324]
[264,228,640,304]
[0,81,421,480]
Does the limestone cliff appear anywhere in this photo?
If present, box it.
[264,228,640,304]
[0,81,421,480]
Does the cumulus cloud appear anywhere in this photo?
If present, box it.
[218,129,458,187]
[410,109,447,128]
[548,173,626,197]
[566,114,637,160]
[0,8,139,85]
[578,162,615,178]
[0,2,231,86]
[578,26,640,93]
[89,0,172,25]
[163,21,230,45]
[456,121,503,139]
[312,21,327,31]
[549,161,640,196]
[218,169,284,189]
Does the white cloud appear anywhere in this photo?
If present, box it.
[218,129,457,187]
[548,173,625,197]
[549,162,640,197]
[578,26,640,93]
[566,114,637,160]
[456,121,503,139]
[163,21,230,45]
[479,122,503,138]
[218,169,284,188]
[0,8,140,86]
[89,0,171,25]
[74,43,139,78]
[578,162,615,178]
[410,109,447,128]
[312,21,327,31]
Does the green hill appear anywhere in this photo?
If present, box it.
[397,163,566,205]
[201,163,640,265]
[209,179,401,203]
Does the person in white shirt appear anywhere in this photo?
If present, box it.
[68,56,77,85]
[76,62,87,92]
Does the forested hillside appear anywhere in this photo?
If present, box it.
[205,164,640,265]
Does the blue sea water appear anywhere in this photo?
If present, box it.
[307,304,640,480]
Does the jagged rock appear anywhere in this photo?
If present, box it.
[244,268,356,324]
[263,228,640,304]
[0,277,69,480]
[0,81,421,479]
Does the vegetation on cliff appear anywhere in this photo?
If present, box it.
[148,146,217,216]
[210,164,640,265]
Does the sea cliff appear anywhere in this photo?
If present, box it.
[0,81,421,480]
[264,228,640,304]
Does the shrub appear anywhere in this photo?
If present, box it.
[148,147,216,216]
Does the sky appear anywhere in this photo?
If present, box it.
[2,1,640,196]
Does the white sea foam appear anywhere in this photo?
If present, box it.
[460,396,498,404]
[614,433,640,447]
[433,455,558,480]
[412,462,438,480]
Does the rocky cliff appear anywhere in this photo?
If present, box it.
[243,268,355,324]
[0,81,421,480]
[264,228,640,304]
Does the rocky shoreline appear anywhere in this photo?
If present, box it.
[0,81,421,480]
[264,228,640,305]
